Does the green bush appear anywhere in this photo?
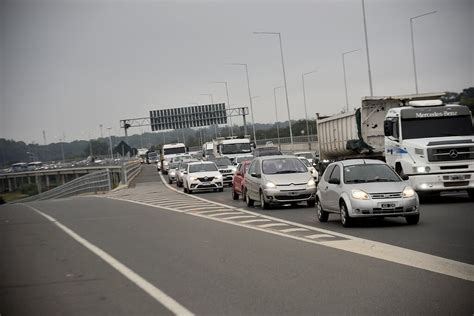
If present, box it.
[20,184,38,196]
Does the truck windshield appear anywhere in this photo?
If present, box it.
[163,147,186,155]
[402,116,473,139]
[221,143,251,154]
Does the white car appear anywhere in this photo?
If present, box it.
[182,161,224,193]
[297,157,319,181]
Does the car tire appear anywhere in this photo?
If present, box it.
[260,191,269,210]
[232,189,239,200]
[241,186,246,201]
[168,178,172,184]
[340,201,352,227]
[184,186,188,193]
[316,199,329,222]
[307,199,315,207]
[405,214,419,225]
[177,181,182,188]
[245,189,254,207]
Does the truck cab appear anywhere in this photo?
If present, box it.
[213,136,253,163]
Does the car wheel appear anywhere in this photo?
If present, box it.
[316,199,329,222]
[241,186,246,201]
[232,189,239,200]
[307,199,315,207]
[177,181,182,187]
[340,201,352,227]
[260,191,269,210]
[183,186,188,193]
[405,214,419,225]
[168,178,172,184]
[245,189,254,207]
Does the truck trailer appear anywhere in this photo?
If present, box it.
[316,93,474,197]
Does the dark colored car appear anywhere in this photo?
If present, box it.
[232,160,252,200]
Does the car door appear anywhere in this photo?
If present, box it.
[246,160,259,200]
[235,163,244,193]
[319,164,335,210]
[325,164,342,211]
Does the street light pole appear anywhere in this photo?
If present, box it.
[302,70,317,150]
[410,10,437,94]
[200,93,218,138]
[107,127,113,159]
[342,49,360,112]
[361,0,373,96]
[228,63,257,142]
[254,31,294,147]
[273,86,284,150]
[212,81,233,136]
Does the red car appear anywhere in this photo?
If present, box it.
[232,160,252,200]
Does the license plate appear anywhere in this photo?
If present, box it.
[380,203,395,209]
[201,182,210,185]
[449,175,463,181]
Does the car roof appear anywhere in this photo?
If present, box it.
[332,159,386,167]
[258,155,300,161]
[188,161,215,165]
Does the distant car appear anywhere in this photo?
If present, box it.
[297,157,319,181]
[176,159,199,187]
[316,159,420,227]
[182,161,224,193]
[232,160,252,200]
[167,162,181,184]
[244,155,316,209]
[147,151,159,164]
[233,155,254,165]
[294,151,316,165]
[209,157,236,186]
[252,146,282,157]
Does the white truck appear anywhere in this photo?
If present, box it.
[213,136,253,163]
[161,143,187,174]
[202,142,214,159]
[316,93,474,198]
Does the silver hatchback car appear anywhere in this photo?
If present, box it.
[316,159,419,227]
[244,155,317,209]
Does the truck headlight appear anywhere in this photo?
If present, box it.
[352,189,369,200]
[307,179,316,187]
[266,182,276,189]
[414,166,430,173]
[402,187,415,198]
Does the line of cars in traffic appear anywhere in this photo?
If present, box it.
[161,150,420,227]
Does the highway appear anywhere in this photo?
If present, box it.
[1,165,473,315]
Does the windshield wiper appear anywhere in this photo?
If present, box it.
[367,178,396,182]
[346,179,367,183]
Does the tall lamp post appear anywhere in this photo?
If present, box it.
[273,86,284,150]
[342,49,360,112]
[107,127,113,159]
[253,31,294,147]
[410,10,437,94]
[302,70,317,150]
[361,0,374,96]
[228,63,257,142]
[212,81,233,136]
[200,93,218,138]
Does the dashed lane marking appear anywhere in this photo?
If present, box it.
[239,219,271,224]
[194,210,229,215]
[208,212,243,217]
[279,228,309,233]
[24,204,194,316]
[306,234,336,239]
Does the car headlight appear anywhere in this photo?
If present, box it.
[266,182,276,189]
[307,179,316,187]
[351,189,370,200]
[402,186,415,198]
[215,174,223,179]
[414,166,430,173]
[190,176,197,182]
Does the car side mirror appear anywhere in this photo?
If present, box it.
[183,171,188,175]
[251,172,260,178]
[328,178,340,185]
[400,174,409,181]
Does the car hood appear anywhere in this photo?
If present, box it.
[263,172,312,185]
[346,181,407,193]
[188,171,222,178]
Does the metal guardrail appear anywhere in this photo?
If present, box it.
[14,170,112,203]
[255,135,318,146]
[13,160,142,203]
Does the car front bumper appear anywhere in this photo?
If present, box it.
[348,196,419,218]
[189,180,224,191]
[263,186,316,203]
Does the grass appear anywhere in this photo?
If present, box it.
[0,191,28,203]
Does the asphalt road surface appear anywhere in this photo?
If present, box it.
[1,165,472,315]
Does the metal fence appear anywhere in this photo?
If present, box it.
[255,135,318,146]
[121,160,142,184]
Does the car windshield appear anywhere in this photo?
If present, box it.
[299,158,311,167]
[189,163,218,173]
[213,158,232,166]
[262,158,308,174]
[221,143,251,154]
[343,164,401,183]
[169,162,180,169]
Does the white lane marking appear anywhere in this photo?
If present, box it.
[258,223,289,228]
[208,212,243,217]
[279,228,308,233]
[130,174,474,282]
[193,210,228,215]
[306,234,335,239]
[24,205,194,316]
[220,215,256,221]
[177,205,213,210]
[239,219,271,224]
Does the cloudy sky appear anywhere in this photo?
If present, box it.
[1,0,472,144]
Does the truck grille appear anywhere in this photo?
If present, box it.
[427,146,474,162]
[370,192,402,199]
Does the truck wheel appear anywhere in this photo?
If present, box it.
[245,189,254,207]
[340,201,352,227]
[316,199,329,222]
[405,214,419,225]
